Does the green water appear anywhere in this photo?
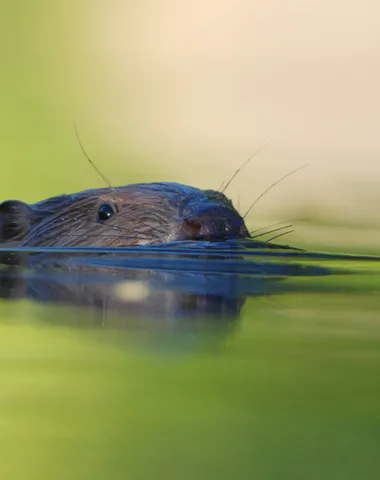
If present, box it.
[0,262,379,480]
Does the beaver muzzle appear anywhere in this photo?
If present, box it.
[179,205,248,241]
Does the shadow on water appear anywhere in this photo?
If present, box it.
[0,239,377,351]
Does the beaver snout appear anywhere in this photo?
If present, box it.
[180,206,248,241]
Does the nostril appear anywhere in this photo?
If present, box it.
[184,218,203,238]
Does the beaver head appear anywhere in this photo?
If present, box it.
[0,182,249,247]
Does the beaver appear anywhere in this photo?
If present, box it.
[0,182,251,247]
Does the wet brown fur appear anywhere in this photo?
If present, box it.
[0,182,249,248]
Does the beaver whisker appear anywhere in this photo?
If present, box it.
[74,124,114,192]
[94,220,179,246]
[220,139,274,194]
[249,220,290,236]
[92,221,148,239]
[97,219,165,238]
[56,234,133,238]
[266,229,295,243]
[251,224,293,240]
[243,165,308,220]
[104,206,172,227]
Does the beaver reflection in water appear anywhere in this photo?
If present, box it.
[0,182,251,247]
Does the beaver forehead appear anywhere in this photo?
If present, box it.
[73,182,223,209]
[115,182,210,203]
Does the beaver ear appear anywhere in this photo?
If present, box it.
[0,200,35,242]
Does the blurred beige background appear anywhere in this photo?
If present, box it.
[1,1,380,245]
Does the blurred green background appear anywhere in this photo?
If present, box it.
[1,2,380,479]
[2,0,380,249]
[0,1,160,202]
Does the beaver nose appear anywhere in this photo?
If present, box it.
[181,206,246,240]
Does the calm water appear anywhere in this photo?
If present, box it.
[0,242,379,480]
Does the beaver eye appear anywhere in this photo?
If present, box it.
[97,203,115,221]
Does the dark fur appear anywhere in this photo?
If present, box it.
[0,182,249,247]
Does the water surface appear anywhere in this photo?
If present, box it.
[0,242,379,480]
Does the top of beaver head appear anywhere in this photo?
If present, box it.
[0,182,249,247]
